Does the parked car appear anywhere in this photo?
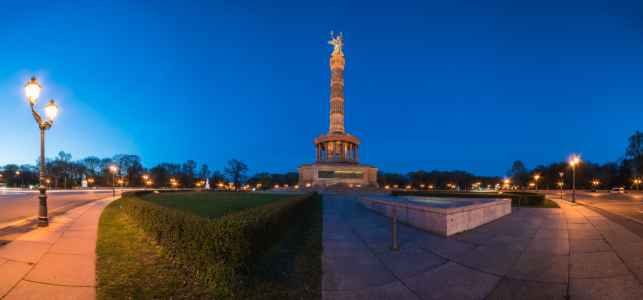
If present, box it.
[610,187,625,195]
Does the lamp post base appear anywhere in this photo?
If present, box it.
[37,187,49,227]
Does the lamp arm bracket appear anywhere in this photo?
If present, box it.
[31,105,43,126]
[39,120,52,130]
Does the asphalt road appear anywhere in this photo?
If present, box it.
[0,189,120,228]
[542,190,643,223]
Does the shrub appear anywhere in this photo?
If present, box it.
[120,191,317,295]
[392,190,545,205]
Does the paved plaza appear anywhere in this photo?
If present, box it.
[322,195,643,299]
[0,196,119,300]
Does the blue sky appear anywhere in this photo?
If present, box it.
[1,0,642,176]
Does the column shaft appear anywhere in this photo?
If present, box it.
[355,145,359,162]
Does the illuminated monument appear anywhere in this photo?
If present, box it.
[298,32,379,187]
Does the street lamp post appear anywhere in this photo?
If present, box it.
[559,182,563,199]
[110,166,117,196]
[16,171,23,189]
[534,175,539,193]
[25,77,59,227]
[143,175,148,190]
[570,157,579,203]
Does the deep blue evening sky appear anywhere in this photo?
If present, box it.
[1,0,642,176]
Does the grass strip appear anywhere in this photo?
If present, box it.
[512,198,560,208]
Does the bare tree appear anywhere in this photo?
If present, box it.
[224,158,248,191]
[626,130,643,179]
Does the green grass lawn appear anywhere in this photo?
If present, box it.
[139,191,292,219]
[96,192,322,299]
[512,198,561,208]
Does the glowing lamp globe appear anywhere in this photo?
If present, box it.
[25,77,41,105]
[45,100,58,122]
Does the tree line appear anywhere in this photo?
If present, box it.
[0,153,289,190]
[506,130,643,191]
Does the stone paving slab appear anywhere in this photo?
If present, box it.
[483,234,531,252]
[454,246,522,276]
[322,195,643,299]
[570,239,613,253]
[569,275,643,299]
[486,278,567,300]
[376,247,447,279]
[322,281,420,300]
[402,262,502,300]
[570,252,631,278]
[0,195,119,300]
[524,237,569,255]
[0,261,33,297]
[2,280,96,300]
[322,253,397,291]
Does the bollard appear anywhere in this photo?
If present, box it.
[391,207,400,251]
[518,196,521,211]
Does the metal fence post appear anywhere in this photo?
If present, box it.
[391,207,400,251]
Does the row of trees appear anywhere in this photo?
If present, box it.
[376,170,501,190]
[0,153,290,191]
[506,130,643,190]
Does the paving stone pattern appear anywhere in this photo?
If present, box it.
[0,196,119,300]
[322,195,643,300]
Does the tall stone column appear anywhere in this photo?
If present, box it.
[341,141,346,159]
[355,145,359,162]
[329,54,345,134]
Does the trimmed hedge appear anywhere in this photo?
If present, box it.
[392,191,546,206]
[121,191,317,295]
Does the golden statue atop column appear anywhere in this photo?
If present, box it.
[328,31,344,56]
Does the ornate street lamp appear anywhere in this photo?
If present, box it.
[25,77,58,227]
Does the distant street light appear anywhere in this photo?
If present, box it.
[88,178,94,188]
[110,166,117,196]
[570,157,579,203]
[25,77,58,227]
[143,175,148,190]
[635,179,641,191]
[534,175,539,193]
[16,171,23,189]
